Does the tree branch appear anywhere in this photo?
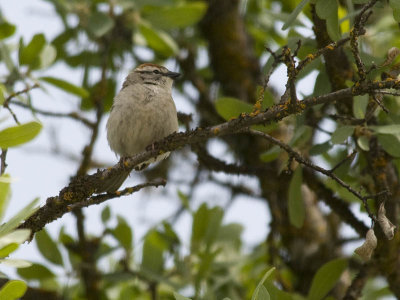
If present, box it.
[17,79,400,236]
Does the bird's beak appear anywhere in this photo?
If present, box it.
[165,71,181,79]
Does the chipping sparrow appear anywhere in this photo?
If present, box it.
[102,63,179,192]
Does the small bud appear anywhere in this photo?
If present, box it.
[354,229,377,261]
[378,203,396,240]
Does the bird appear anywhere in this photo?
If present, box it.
[101,63,179,192]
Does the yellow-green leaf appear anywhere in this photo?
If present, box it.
[0,121,42,148]
[40,76,89,98]
[0,280,27,300]
[288,166,305,228]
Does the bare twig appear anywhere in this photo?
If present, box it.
[70,179,167,210]
[9,100,95,127]
[247,129,376,221]
[0,149,7,175]
[330,151,357,173]
[350,0,378,81]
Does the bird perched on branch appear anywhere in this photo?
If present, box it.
[102,63,180,192]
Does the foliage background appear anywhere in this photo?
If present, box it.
[0,0,399,299]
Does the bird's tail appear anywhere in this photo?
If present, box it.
[97,169,131,193]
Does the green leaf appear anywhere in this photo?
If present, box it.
[0,229,31,250]
[0,259,32,268]
[40,76,89,98]
[282,0,311,30]
[308,258,347,300]
[88,12,115,37]
[260,146,281,162]
[0,121,42,148]
[393,9,400,22]
[264,281,293,300]
[215,97,253,120]
[326,14,340,41]
[111,216,132,251]
[39,44,57,69]
[251,268,275,300]
[357,136,370,151]
[35,229,63,266]
[141,229,167,274]
[389,0,400,10]
[316,0,338,19]
[370,125,400,135]
[353,95,369,119]
[19,33,46,66]
[174,292,192,300]
[0,42,15,72]
[0,198,40,237]
[314,71,331,96]
[288,167,305,228]
[101,206,111,223]
[138,23,178,57]
[310,141,331,156]
[17,263,55,280]
[142,2,207,29]
[331,126,354,144]
[0,174,10,221]
[378,134,400,157]
[0,244,18,258]
[0,22,16,40]
[191,204,223,252]
[0,280,27,300]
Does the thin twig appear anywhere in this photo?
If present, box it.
[9,100,95,127]
[330,151,357,173]
[0,149,7,175]
[247,129,376,221]
[69,179,167,210]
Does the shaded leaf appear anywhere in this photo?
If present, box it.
[0,122,42,149]
[260,146,281,162]
[378,134,400,157]
[174,292,192,300]
[40,76,89,98]
[357,136,370,151]
[0,174,10,221]
[191,204,223,252]
[19,33,46,66]
[142,2,207,29]
[141,229,167,274]
[316,0,337,19]
[0,22,16,40]
[101,206,111,223]
[370,124,400,135]
[310,141,331,156]
[215,97,253,120]
[111,216,132,251]
[251,268,275,300]
[288,167,305,228]
[138,23,178,57]
[308,258,348,300]
[331,126,354,144]
[282,0,311,30]
[353,95,369,119]
[0,198,40,237]
[0,280,27,299]
[36,229,63,266]
[17,263,55,280]
[88,12,115,37]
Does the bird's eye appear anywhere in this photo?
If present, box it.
[153,70,160,74]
